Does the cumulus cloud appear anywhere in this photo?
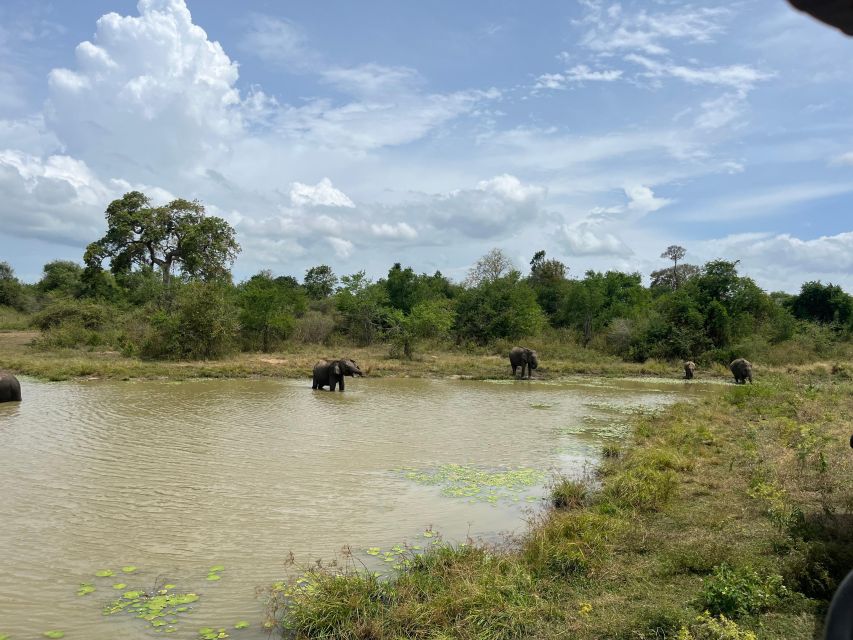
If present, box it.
[561,218,633,256]
[699,231,853,291]
[290,177,355,208]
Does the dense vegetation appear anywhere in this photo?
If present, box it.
[1,191,852,366]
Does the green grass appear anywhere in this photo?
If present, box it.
[266,370,853,639]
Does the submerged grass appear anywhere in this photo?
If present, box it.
[269,369,853,639]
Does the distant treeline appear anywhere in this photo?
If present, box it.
[0,191,851,363]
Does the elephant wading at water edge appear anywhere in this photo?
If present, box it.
[0,372,21,402]
[684,361,696,380]
[509,347,539,379]
[730,358,753,384]
[312,359,364,391]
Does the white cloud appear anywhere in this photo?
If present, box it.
[239,15,319,71]
[327,236,353,258]
[625,54,772,90]
[576,2,729,56]
[699,231,853,291]
[290,177,355,208]
[370,222,417,239]
[687,182,853,221]
[832,151,853,166]
[625,184,671,213]
[534,64,623,89]
[561,219,633,256]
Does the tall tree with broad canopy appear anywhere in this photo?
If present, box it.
[84,191,240,286]
[660,245,688,289]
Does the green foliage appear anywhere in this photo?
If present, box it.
[335,271,391,346]
[551,476,587,509]
[140,282,238,359]
[38,260,84,297]
[84,191,240,285]
[699,564,786,618]
[788,280,853,328]
[303,265,338,299]
[455,271,544,343]
[0,261,27,310]
[238,271,306,351]
[678,612,757,640]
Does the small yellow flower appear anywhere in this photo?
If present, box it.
[578,602,593,616]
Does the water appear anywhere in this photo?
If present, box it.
[0,376,705,638]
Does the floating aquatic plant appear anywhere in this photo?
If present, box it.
[112,583,127,590]
[103,585,200,631]
[207,565,225,581]
[43,632,65,639]
[121,566,138,574]
[402,464,545,503]
[95,569,114,578]
[199,628,229,639]
[234,621,249,629]
[77,583,96,596]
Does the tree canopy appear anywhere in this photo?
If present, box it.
[84,191,240,285]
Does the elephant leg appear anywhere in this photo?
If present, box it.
[330,377,337,391]
[512,365,517,377]
[339,377,345,392]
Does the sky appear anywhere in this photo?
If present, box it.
[0,0,851,292]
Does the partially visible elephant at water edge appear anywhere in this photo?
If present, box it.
[312,359,364,391]
[684,361,696,380]
[509,347,539,379]
[0,372,21,402]
[730,358,753,384]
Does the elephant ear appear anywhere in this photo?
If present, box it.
[333,362,342,376]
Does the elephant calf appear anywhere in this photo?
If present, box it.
[509,347,539,379]
[684,361,696,380]
[312,358,363,391]
[730,358,753,384]
[0,371,21,402]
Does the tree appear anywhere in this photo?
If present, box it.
[303,265,338,299]
[38,260,84,297]
[788,281,853,327]
[465,248,516,286]
[239,271,307,351]
[660,245,688,289]
[650,264,699,290]
[335,271,391,345]
[528,251,569,319]
[84,191,240,286]
[454,272,544,343]
[0,261,25,309]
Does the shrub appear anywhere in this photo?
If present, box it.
[699,564,786,617]
[293,311,337,344]
[523,512,614,577]
[677,612,757,640]
[33,299,113,331]
[550,477,587,509]
[603,467,677,512]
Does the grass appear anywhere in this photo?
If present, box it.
[0,330,714,382]
[266,369,853,639]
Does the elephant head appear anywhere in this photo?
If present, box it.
[338,359,364,377]
[527,350,539,370]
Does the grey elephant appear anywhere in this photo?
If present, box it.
[730,358,753,384]
[312,358,364,391]
[509,347,539,379]
[684,361,696,380]
[0,371,21,402]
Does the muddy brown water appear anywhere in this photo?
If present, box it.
[0,376,710,639]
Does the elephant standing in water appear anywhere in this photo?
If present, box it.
[312,359,364,391]
[684,361,696,380]
[0,372,21,402]
[509,347,539,379]
[730,358,753,384]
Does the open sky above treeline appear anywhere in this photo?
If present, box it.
[0,0,851,291]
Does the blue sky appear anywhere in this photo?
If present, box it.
[0,0,851,291]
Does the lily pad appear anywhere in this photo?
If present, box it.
[206,573,222,581]
[366,547,380,556]
[95,569,114,577]
[44,632,65,639]
[164,584,177,590]
[121,566,138,574]
[199,628,229,639]
[77,583,96,596]
[112,583,127,590]
[234,621,250,629]
[209,565,225,572]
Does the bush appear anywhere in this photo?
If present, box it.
[699,564,786,618]
[33,299,113,331]
[550,477,587,509]
[293,311,337,344]
[523,512,614,577]
[677,612,757,640]
[139,282,238,359]
[603,466,677,512]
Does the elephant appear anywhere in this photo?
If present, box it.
[312,358,363,391]
[509,347,539,379]
[730,358,753,384]
[684,361,696,380]
[0,371,21,402]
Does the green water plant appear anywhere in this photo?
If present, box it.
[401,463,545,503]
[199,628,229,639]
[103,584,200,631]
[234,621,249,629]
[43,632,64,639]
[77,583,95,596]
[94,569,114,577]
[121,566,138,574]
